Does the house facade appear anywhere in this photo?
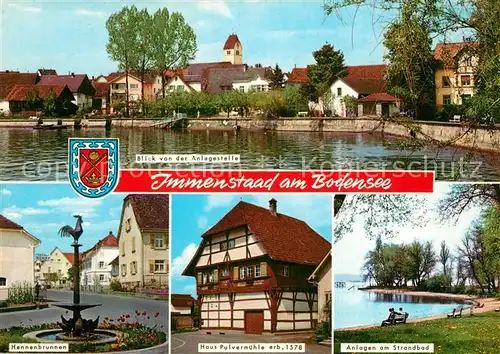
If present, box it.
[434,42,478,107]
[183,199,331,334]
[171,294,195,315]
[0,71,39,115]
[108,74,142,110]
[81,232,119,290]
[0,215,40,300]
[37,74,95,109]
[118,195,169,290]
[223,34,243,65]
[38,247,74,288]
[308,250,332,324]
[5,84,76,116]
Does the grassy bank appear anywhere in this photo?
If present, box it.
[335,312,500,354]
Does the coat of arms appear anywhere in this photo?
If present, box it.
[69,138,119,198]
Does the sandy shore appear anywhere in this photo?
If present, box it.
[336,289,500,332]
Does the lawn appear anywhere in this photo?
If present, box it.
[335,312,500,354]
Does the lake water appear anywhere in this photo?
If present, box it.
[334,275,464,329]
[0,127,498,181]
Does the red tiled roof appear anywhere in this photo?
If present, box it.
[5,84,68,101]
[287,68,309,84]
[38,74,88,92]
[342,64,387,94]
[92,82,109,98]
[434,42,478,62]
[0,214,23,230]
[205,66,247,93]
[63,252,75,265]
[171,294,195,307]
[82,232,118,258]
[185,201,331,275]
[223,34,240,50]
[127,195,169,230]
[0,72,38,99]
[358,92,401,102]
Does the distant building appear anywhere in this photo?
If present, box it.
[434,41,478,107]
[81,232,119,290]
[37,74,95,109]
[109,256,119,279]
[37,69,57,76]
[286,67,309,87]
[38,247,75,288]
[223,34,243,65]
[5,84,76,116]
[0,71,39,115]
[107,72,163,112]
[183,199,331,334]
[171,294,195,315]
[118,195,169,290]
[0,215,40,300]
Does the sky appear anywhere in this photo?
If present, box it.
[334,183,483,277]
[171,194,332,297]
[0,184,125,256]
[1,0,398,76]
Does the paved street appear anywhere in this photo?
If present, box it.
[172,330,330,354]
[0,290,168,333]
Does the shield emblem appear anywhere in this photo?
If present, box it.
[69,138,119,198]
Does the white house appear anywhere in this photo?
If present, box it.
[308,250,332,324]
[232,68,270,92]
[38,247,74,288]
[0,215,40,301]
[170,294,195,315]
[81,232,119,289]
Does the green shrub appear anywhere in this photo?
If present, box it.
[7,282,34,305]
[109,279,122,292]
[424,274,452,293]
[0,301,7,308]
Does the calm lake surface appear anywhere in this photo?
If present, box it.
[335,281,463,329]
[0,127,498,181]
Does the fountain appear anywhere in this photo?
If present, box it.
[24,216,121,345]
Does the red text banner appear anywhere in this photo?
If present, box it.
[114,170,434,193]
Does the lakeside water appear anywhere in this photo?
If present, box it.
[334,275,463,329]
[0,127,498,181]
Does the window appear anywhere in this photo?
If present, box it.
[176,85,185,92]
[239,86,245,92]
[168,85,174,91]
[221,267,229,278]
[464,56,473,67]
[0,277,6,286]
[208,271,214,283]
[155,260,165,272]
[155,233,165,248]
[442,76,451,88]
[98,261,104,269]
[99,274,105,282]
[240,266,246,280]
[121,242,125,256]
[125,218,131,232]
[227,239,235,249]
[48,267,51,273]
[443,95,452,105]
[220,239,235,250]
[236,50,240,55]
[337,87,342,96]
[247,265,254,278]
[226,50,231,55]
[131,261,137,275]
[282,265,289,277]
[325,291,332,303]
[461,75,472,86]
[132,236,136,253]
[130,84,138,89]
[255,264,261,277]
[121,264,127,276]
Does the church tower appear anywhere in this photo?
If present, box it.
[223,34,242,64]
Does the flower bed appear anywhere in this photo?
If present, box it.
[0,312,166,353]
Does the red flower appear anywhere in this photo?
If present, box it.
[142,311,147,316]
[154,312,159,318]
[147,316,150,319]
[125,314,131,319]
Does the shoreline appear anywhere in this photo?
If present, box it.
[336,289,500,332]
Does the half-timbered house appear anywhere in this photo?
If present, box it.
[183,199,331,334]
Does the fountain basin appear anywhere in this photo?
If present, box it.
[53,303,102,311]
[23,329,124,345]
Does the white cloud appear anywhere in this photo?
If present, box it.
[37,197,102,218]
[76,9,106,18]
[172,243,198,279]
[204,195,236,212]
[7,3,42,13]
[197,0,232,18]
[0,189,12,196]
[108,206,122,218]
[197,216,208,230]
[1,206,50,221]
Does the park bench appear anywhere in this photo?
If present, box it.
[447,308,463,318]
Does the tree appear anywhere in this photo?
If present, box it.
[215,91,237,119]
[383,2,437,119]
[25,89,41,112]
[131,8,155,114]
[406,240,436,288]
[439,241,451,277]
[268,64,285,90]
[307,44,347,101]
[106,5,141,117]
[151,9,197,98]
[42,90,57,117]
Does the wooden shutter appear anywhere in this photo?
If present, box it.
[150,234,155,249]
[197,272,202,284]
[233,266,239,280]
[260,262,267,277]
[149,260,154,274]
[213,269,219,283]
